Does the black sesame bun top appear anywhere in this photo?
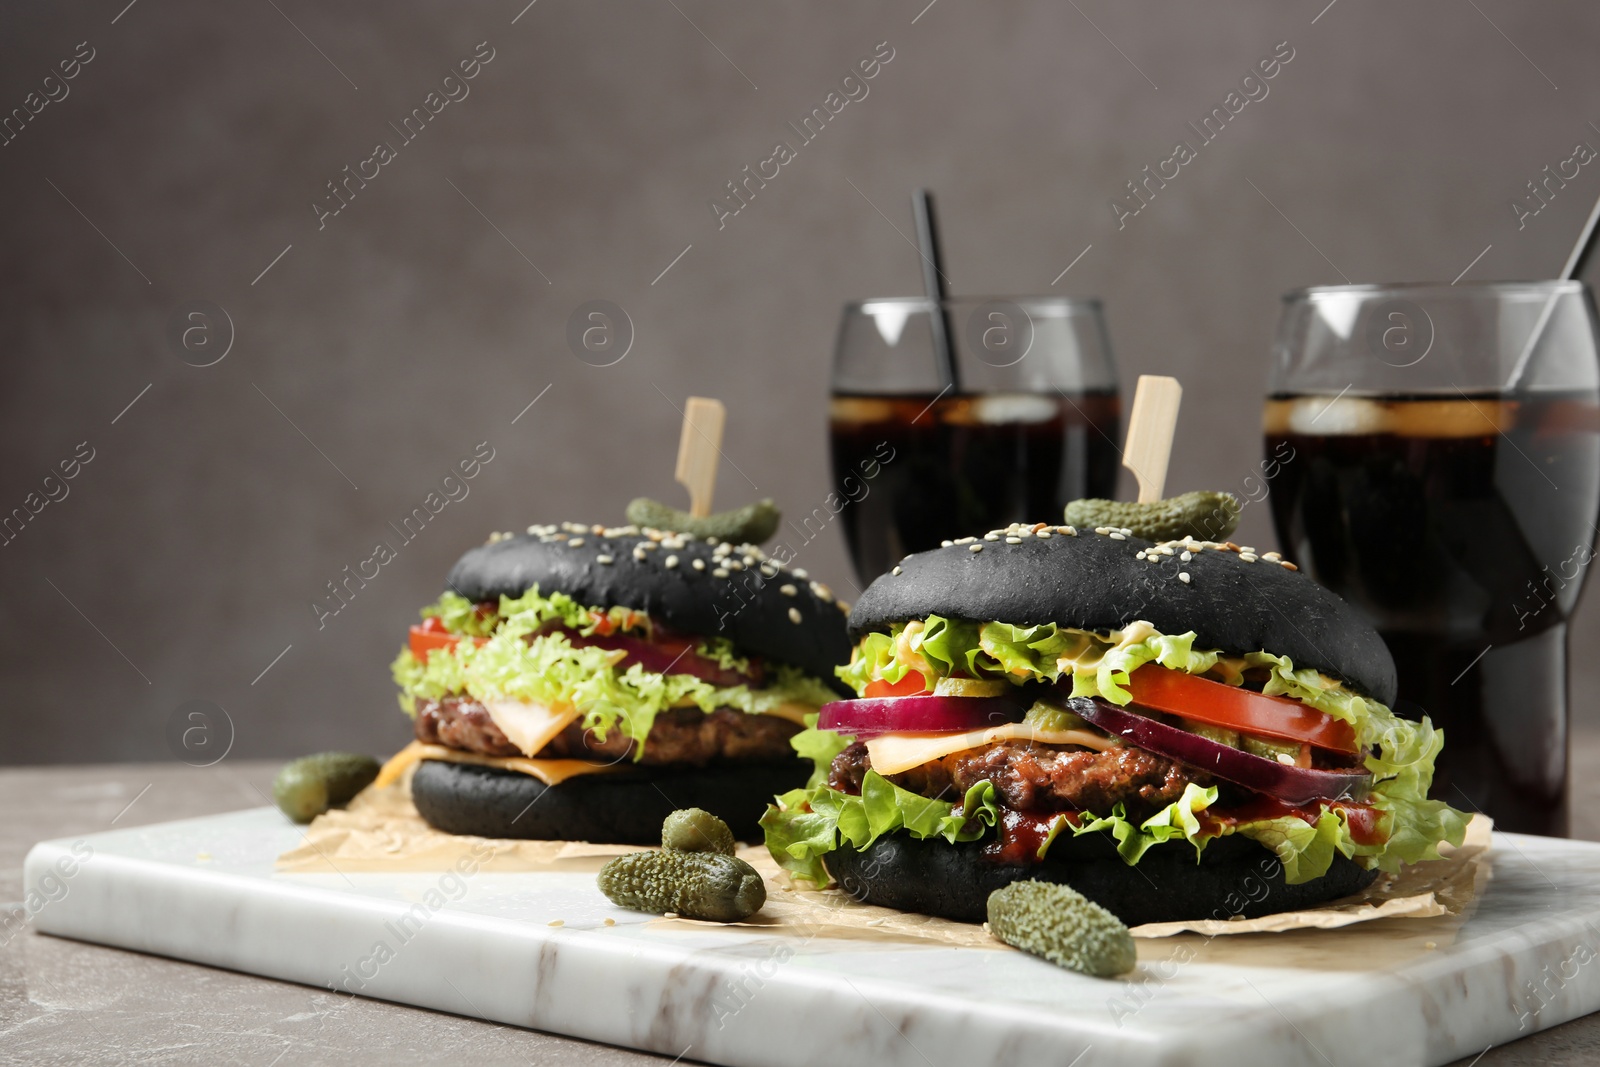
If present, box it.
[848,522,1397,706]
[447,522,851,685]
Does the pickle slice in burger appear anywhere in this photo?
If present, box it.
[761,521,1470,926]
[382,522,852,844]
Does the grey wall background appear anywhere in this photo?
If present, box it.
[2,0,1598,764]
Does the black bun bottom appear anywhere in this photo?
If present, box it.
[824,829,1379,926]
[411,758,810,844]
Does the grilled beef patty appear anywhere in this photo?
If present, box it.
[415,695,801,766]
[828,739,1208,824]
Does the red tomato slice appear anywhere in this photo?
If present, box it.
[1125,664,1359,754]
[863,672,930,698]
[408,624,460,663]
[408,622,489,663]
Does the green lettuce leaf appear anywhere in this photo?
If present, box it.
[1055,626,1220,704]
[1235,806,1350,884]
[790,720,853,789]
[1236,649,1470,872]
[1367,792,1474,870]
[836,615,1219,703]
[760,786,843,885]
[917,616,988,678]
[395,585,836,759]
[973,622,1069,680]
[1073,782,1220,864]
[695,635,755,676]
[837,631,916,693]
[763,775,1221,884]
[763,771,1001,884]
[419,591,501,638]
[420,588,650,640]
[765,772,1392,888]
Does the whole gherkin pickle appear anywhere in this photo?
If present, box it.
[597,850,766,922]
[986,881,1137,977]
[661,808,737,855]
[272,752,381,824]
[1064,490,1240,543]
[625,497,781,545]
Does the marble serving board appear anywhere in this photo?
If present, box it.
[23,808,1600,1067]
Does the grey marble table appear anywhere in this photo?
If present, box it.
[5,750,1600,1067]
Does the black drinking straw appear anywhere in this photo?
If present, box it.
[913,189,961,394]
[1508,188,1600,388]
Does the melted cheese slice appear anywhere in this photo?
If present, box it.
[865,724,1115,777]
[760,701,820,726]
[482,698,582,757]
[662,695,818,726]
[374,741,624,789]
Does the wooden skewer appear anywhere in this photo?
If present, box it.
[675,396,726,517]
[1122,375,1182,503]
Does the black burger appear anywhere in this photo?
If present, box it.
[377,522,851,843]
[761,520,1470,925]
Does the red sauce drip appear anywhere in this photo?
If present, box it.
[981,808,1079,864]
[1338,803,1384,846]
[1205,796,1386,846]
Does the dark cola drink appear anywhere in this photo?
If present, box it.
[830,390,1122,582]
[1265,390,1600,835]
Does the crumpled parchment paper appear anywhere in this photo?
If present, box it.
[278,769,1492,941]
